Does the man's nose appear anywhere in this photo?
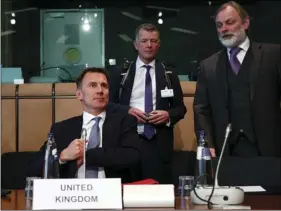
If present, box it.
[147,40,152,47]
[220,25,228,33]
[96,85,103,93]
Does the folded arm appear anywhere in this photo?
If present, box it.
[86,115,141,169]
[167,71,187,125]
[193,61,215,149]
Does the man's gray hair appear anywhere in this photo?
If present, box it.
[215,1,250,22]
[135,23,160,41]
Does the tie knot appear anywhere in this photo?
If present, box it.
[230,47,241,57]
[93,116,101,124]
[144,65,151,72]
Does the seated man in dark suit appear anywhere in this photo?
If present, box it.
[27,67,141,183]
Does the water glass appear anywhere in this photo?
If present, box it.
[25,177,41,209]
[178,176,194,209]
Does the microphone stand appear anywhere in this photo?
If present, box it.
[81,128,87,178]
[43,136,52,179]
[214,124,232,187]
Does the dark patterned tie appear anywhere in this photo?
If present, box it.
[85,117,101,178]
[143,65,154,140]
[229,47,242,74]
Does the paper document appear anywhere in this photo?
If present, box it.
[238,186,266,192]
[223,205,251,210]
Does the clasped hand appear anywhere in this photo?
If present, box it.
[59,139,88,167]
[128,108,169,125]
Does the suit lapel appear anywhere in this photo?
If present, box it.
[155,61,166,110]
[102,111,115,148]
[248,42,262,101]
[120,61,136,105]
[72,115,83,140]
[216,49,228,105]
[69,115,83,176]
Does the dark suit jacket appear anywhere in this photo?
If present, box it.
[27,109,142,183]
[108,60,186,161]
[193,42,281,157]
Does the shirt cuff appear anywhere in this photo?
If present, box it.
[166,119,171,127]
[59,159,67,165]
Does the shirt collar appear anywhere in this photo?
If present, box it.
[227,36,250,55]
[83,111,106,125]
[136,56,156,70]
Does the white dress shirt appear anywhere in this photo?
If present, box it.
[227,36,250,64]
[77,111,106,178]
[130,57,156,134]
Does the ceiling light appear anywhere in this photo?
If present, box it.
[10,19,16,25]
[158,18,163,24]
[170,27,199,35]
[121,12,142,20]
[82,23,90,31]
[118,34,133,42]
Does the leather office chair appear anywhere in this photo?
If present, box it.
[1,152,36,189]
[172,151,196,186]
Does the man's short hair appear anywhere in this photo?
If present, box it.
[215,1,250,22]
[76,67,109,89]
[135,23,160,41]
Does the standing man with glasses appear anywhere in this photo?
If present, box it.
[194,1,281,157]
[109,23,186,184]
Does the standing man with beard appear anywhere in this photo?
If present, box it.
[109,23,186,183]
[194,1,281,157]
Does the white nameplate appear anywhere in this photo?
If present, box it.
[14,79,24,84]
[123,184,175,208]
[33,178,122,210]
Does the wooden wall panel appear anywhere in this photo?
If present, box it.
[174,97,197,152]
[18,99,52,151]
[2,82,198,152]
[1,100,16,153]
[55,98,83,123]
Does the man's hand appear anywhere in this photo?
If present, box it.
[148,110,170,125]
[128,108,147,123]
[76,157,84,168]
[59,139,86,162]
[210,148,216,157]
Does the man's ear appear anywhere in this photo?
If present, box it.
[76,89,82,101]
[133,40,138,51]
[243,17,250,30]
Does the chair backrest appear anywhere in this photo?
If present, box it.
[1,152,36,189]
[1,67,23,83]
[172,151,196,186]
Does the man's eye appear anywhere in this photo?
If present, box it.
[216,23,222,28]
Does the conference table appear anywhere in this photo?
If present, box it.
[1,190,281,210]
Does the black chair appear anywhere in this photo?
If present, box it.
[212,156,281,194]
[172,150,196,186]
[1,152,36,189]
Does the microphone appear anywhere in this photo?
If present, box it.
[81,128,87,178]
[191,123,245,206]
[43,133,53,178]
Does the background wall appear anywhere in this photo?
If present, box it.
[1,1,281,81]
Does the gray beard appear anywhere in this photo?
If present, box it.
[219,29,246,48]
[219,36,238,48]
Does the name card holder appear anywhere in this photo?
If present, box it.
[33,178,122,210]
[123,184,175,208]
